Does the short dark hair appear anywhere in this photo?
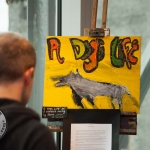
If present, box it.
[0,32,36,82]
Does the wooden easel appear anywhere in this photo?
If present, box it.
[47,0,137,136]
[84,0,137,135]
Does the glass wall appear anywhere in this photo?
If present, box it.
[3,0,150,149]
[0,0,8,32]
[97,1,150,150]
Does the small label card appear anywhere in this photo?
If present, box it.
[42,107,67,118]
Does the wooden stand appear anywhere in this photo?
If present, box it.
[84,0,137,135]
[47,0,137,136]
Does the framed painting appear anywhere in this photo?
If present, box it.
[43,36,141,113]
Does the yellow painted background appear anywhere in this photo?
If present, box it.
[43,36,141,113]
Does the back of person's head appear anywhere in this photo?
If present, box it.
[0,32,36,83]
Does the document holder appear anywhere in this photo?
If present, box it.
[63,109,120,150]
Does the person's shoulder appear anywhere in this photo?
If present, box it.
[27,120,58,150]
[0,100,58,150]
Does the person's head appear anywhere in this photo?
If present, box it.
[0,32,36,104]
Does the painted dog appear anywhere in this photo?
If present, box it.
[52,70,130,108]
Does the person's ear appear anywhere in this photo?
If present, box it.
[23,67,35,86]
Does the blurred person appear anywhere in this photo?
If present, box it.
[0,32,58,150]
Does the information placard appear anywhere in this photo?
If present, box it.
[71,124,112,150]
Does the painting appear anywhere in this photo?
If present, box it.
[43,36,141,113]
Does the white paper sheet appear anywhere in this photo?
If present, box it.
[70,124,112,150]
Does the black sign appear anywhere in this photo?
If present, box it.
[42,107,67,119]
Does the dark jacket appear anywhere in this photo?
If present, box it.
[0,99,58,150]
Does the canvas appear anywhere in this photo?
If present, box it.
[43,36,141,113]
